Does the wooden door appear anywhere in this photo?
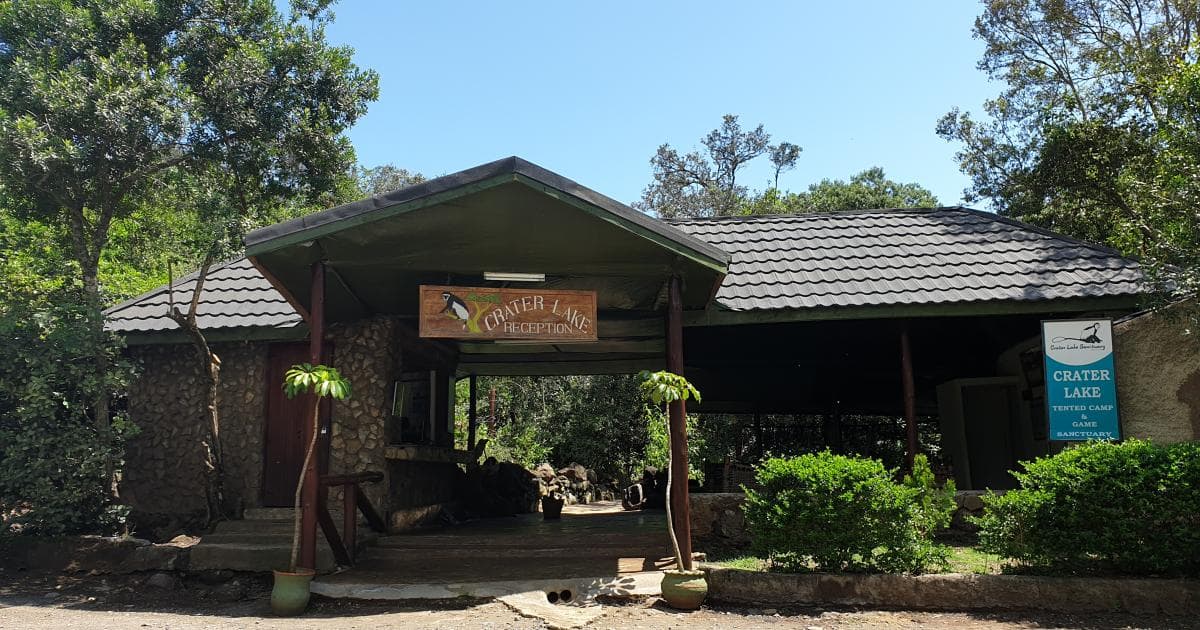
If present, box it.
[262,343,313,507]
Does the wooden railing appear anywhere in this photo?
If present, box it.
[318,470,386,566]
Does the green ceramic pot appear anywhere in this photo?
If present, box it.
[271,568,315,616]
[660,569,707,610]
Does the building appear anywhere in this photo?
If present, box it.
[105,157,1183,568]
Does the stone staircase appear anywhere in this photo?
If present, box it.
[188,508,379,572]
[311,503,675,599]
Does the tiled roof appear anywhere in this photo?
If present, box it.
[104,257,302,334]
[669,207,1144,311]
[105,207,1145,335]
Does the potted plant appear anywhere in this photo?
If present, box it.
[638,370,707,610]
[271,363,351,617]
[542,489,565,520]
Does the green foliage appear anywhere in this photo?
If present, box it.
[744,452,946,574]
[641,405,704,484]
[975,440,1200,576]
[0,0,379,312]
[0,287,135,536]
[457,375,655,484]
[634,114,800,218]
[282,364,351,400]
[638,370,701,405]
[901,454,956,537]
[742,167,939,215]
[487,420,551,470]
[939,2,1200,301]
[355,164,425,196]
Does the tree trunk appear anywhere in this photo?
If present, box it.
[166,252,226,526]
[81,264,116,493]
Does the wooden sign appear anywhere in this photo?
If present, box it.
[419,285,597,341]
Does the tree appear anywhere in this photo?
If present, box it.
[635,115,800,218]
[742,167,939,215]
[355,164,425,196]
[937,0,1200,289]
[0,0,378,502]
[769,142,803,189]
[281,364,350,573]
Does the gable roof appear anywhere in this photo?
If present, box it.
[669,207,1144,313]
[242,156,730,318]
[106,206,1146,339]
[104,257,303,335]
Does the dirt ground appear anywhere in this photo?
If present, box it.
[0,571,1197,630]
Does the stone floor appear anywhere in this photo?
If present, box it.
[312,501,675,600]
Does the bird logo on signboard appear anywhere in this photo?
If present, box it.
[440,292,471,330]
[1052,322,1102,344]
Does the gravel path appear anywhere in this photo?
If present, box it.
[0,572,1195,629]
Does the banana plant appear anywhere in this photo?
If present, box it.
[638,370,701,571]
[282,363,351,572]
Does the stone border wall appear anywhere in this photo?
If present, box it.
[702,566,1200,614]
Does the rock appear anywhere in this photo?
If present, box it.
[43,592,61,600]
[167,534,200,547]
[212,579,247,602]
[962,493,985,511]
[145,572,180,590]
[534,463,556,481]
[196,569,235,585]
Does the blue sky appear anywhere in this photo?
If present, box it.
[326,1,996,208]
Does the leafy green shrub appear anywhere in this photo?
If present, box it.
[0,291,134,536]
[902,454,956,537]
[975,439,1200,576]
[744,451,945,573]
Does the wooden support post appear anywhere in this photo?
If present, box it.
[467,374,478,450]
[666,276,693,570]
[900,321,918,473]
[300,261,325,571]
[342,483,357,556]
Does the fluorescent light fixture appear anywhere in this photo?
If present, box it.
[483,271,545,282]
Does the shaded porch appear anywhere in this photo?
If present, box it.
[311,501,673,599]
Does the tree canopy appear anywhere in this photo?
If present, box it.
[0,0,379,305]
[742,167,939,215]
[938,0,1200,294]
[634,115,801,218]
[637,115,937,218]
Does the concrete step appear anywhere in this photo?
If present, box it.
[360,544,673,563]
[189,516,379,573]
[311,569,667,601]
[373,532,667,549]
[244,507,295,521]
[189,541,339,573]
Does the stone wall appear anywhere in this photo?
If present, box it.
[1114,307,1200,443]
[327,316,399,510]
[122,342,267,533]
[690,493,751,549]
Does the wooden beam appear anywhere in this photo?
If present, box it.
[300,261,325,571]
[900,321,918,472]
[458,352,667,374]
[247,255,311,323]
[456,339,665,355]
[684,295,1141,328]
[667,276,693,570]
